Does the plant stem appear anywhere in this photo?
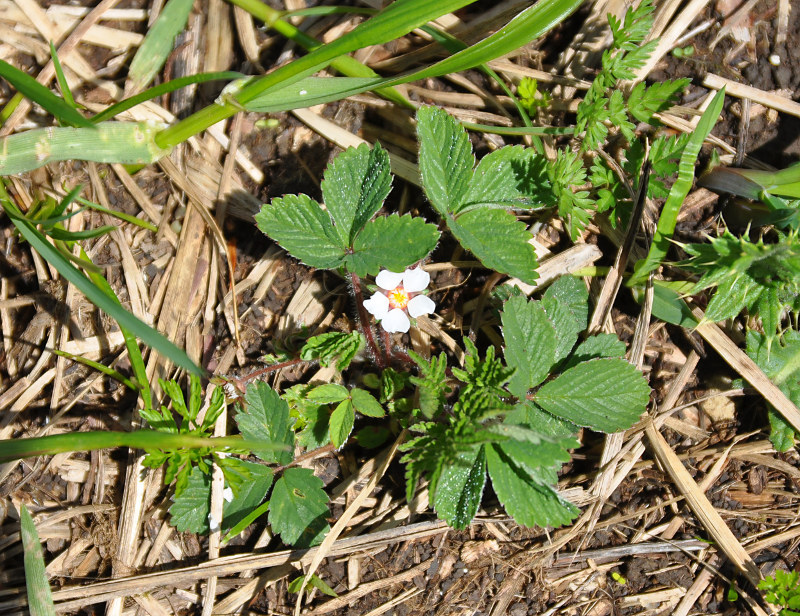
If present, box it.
[350,272,386,369]
[227,358,305,393]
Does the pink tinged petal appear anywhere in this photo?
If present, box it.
[376,270,404,290]
[407,294,436,318]
[381,308,411,333]
[363,292,390,319]
[403,267,430,293]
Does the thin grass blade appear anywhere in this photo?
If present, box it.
[49,41,78,111]
[0,59,92,128]
[52,348,139,391]
[127,0,194,93]
[19,504,56,616]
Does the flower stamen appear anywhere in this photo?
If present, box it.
[388,286,410,310]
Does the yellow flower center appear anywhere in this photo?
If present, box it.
[387,286,410,310]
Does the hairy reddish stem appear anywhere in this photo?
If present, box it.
[350,272,387,370]
[227,358,305,394]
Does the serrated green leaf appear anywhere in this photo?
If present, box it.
[534,358,650,433]
[563,334,627,370]
[297,405,331,450]
[447,207,538,284]
[417,106,474,216]
[20,504,56,616]
[236,382,294,464]
[350,388,385,417]
[300,331,364,370]
[501,295,557,397]
[432,445,487,530]
[329,399,355,448]
[255,194,345,269]
[269,467,330,547]
[307,383,350,404]
[321,143,392,244]
[768,409,796,452]
[541,276,588,363]
[486,444,578,528]
[346,213,439,276]
[169,465,211,533]
[464,146,549,210]
[223,461,273,534]
[705,274,762,322]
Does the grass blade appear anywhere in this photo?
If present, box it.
[0,59,92,128]
[629,88,725,286]
[127,0,194,93]
[75,195,158,231]
[19,504,56,616]
[0,430,284,463]
[0,196,202,377]
[52,348,139,391]
[49,41,78,111]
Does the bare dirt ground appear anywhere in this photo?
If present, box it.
[2,0,800,615]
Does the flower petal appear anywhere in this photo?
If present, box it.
[381,308,410,333]
[403,267,430,293]
[363,292,389,319]
[375,270,404,290]
[408,294,436,318]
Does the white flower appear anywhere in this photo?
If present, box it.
[363,267,436,333]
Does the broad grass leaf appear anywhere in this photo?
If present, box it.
[169,466,210,533]
[237,383,294,464]
[417,106,474,216]
[486,444,578,528]
[223,461,273,534]
[347,213,439,276]
[432,445,487,530]
[501,295,556,397]
[446,207,538,284]
[255,194,346,269]
[533,358,650,433]
[269,468,330,547]
[20,504,55,616]
[321,142,392,244]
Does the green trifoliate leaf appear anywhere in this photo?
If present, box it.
[432,445,487,530]
[447,207,538,284]
[321,143,392,244]
[486,444,579,528]
[464,146,550,211]
[269,468,330,547]
[350,388,385,418]
[345,213,440,277]
[307,383,349,404]
[329,399,355,448]
[170,465,211,533]
[256,194,345,269]
[533,358,650,433]
[417,105,474,216]
[501,295,557,397]
[223,461,273,534]
[300,331,364,370]
[236,382,294,464]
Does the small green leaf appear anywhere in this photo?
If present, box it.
[296,405,331,450]
[501,295,557,397]
[223,461,273,534]
[300,331,364,370]
[20,504,56,616]
[255,194,346,269]
[350,388,385,417]
[486,444,578,528]
[307,383,350,404]
[321,143,392,244]
[355,426,390,448]
[447,207,538,284]
[432,445,487,530]
[768,409,796,452]
[464,146,549,211]
[645,284,698,327]
[236,382,294,464]
[329,399,355,448]
[346,213,440,276]
[269,468,330,547]
[417,106,474,216]
[169,465,211,533]
[534,358,650,433]
[288,573,338,597]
